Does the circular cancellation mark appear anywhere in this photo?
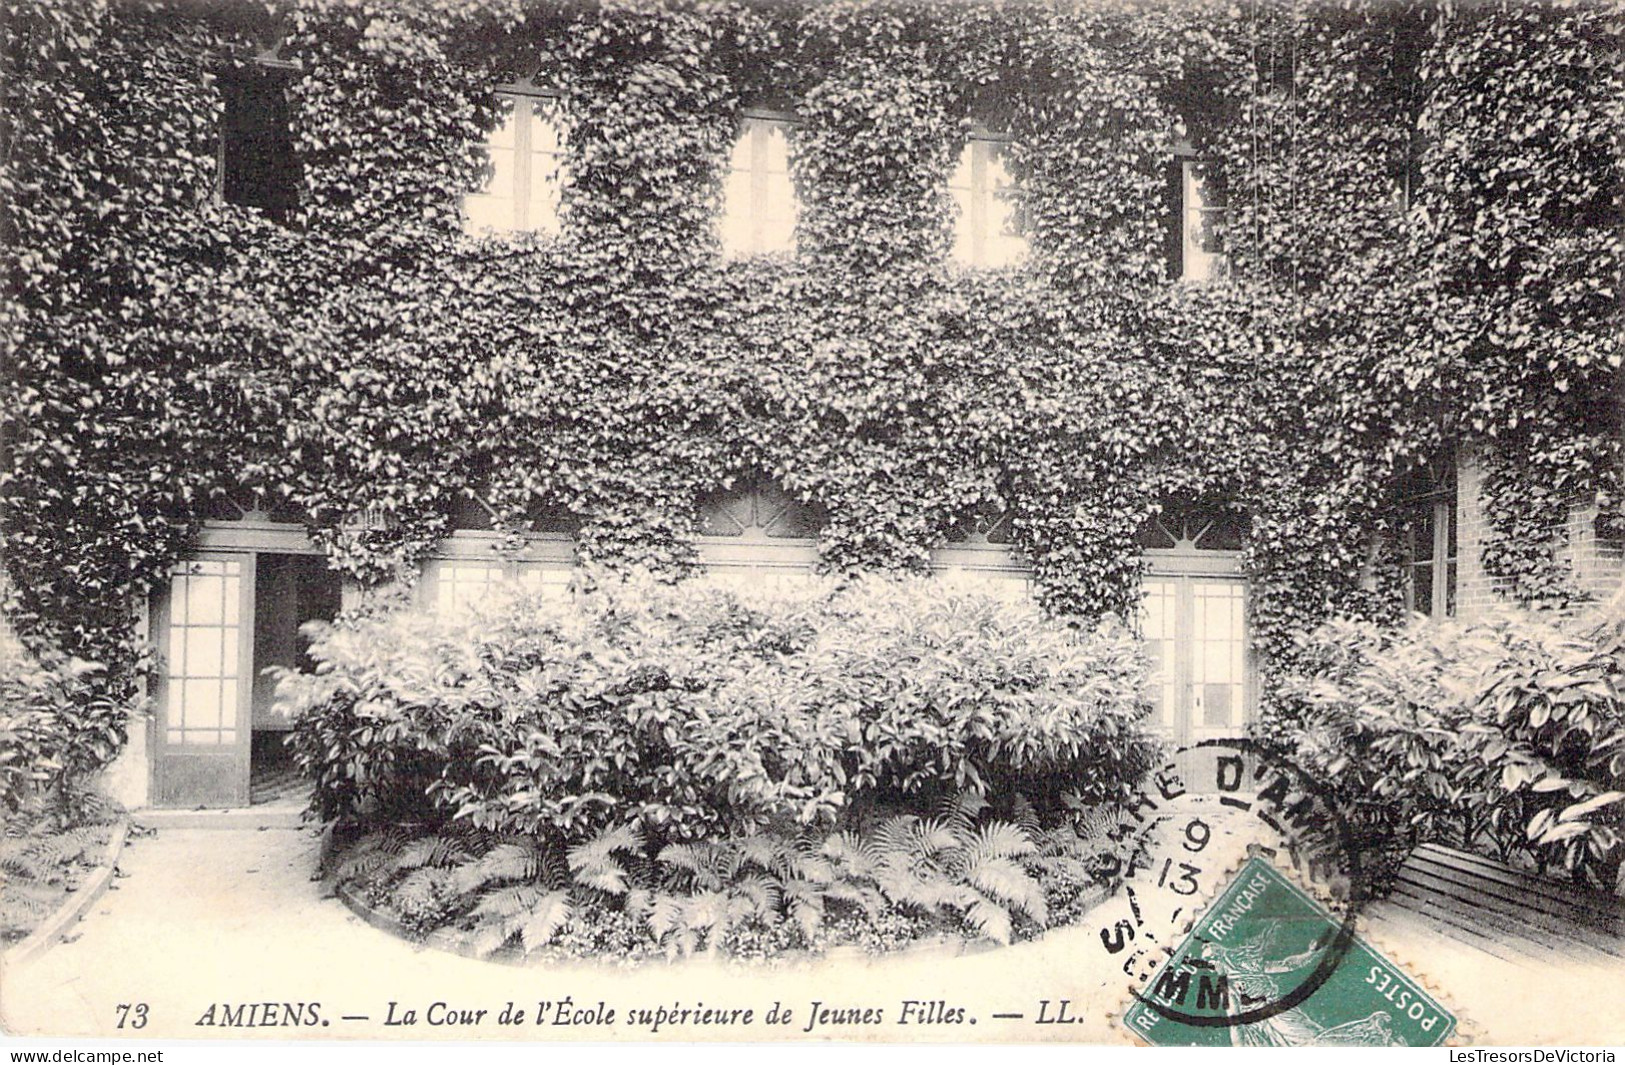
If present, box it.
[1106,737,1374,1031]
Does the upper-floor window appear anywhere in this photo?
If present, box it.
[1398,481,1457,619]
[219,69,300,222]
[720,115,797,256]
[1178,158,1227,282]
[951,134,1027,268]
[465,91,567,236]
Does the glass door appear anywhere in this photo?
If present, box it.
[1141,576,1250,746]
[152,555,255,806]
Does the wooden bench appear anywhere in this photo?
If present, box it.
[1366,842,1624,968]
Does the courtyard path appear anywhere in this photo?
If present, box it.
[1,821,1620,1046]
[0,823,1130,1044]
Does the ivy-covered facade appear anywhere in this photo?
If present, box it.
[3,0,1620,809]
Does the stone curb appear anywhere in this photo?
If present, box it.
[1,818,131,969]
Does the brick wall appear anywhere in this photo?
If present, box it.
[1454,448,1624,619]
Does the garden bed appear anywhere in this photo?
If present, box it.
[281,574,1158,964]
[0,804,127,958]
[321,810,1121,967]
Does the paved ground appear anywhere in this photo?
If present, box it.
[1,820,1620,1046]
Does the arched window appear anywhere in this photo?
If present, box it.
[720,114,798,256]
[420,492,578,613]
[950,132,1027,268]
[696,475,823,588]
[465,89,568,235]
[930,509,1031,600]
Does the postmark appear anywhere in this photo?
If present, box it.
[1122,857,1457,1047]
[1094,739,1365,996]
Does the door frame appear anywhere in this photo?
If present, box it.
[150,552,257,807]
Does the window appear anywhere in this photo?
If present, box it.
[1400,492,1457,619]
[696,475,822,581]
[931,508,1032,600]
[951,135,1027,268]
[428,560,571,613]
[720,116,797,256]
[465,91,567,235]
[219,71,300,221]
[1177,158,1227,282]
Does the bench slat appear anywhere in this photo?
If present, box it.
[1392,865,1625,961]
[1399,856,1625,941]
[1412,844,1623,924]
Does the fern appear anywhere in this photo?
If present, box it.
[567,822,644,895]
[656,841,723,891]
[964,895,1014,945]
[328,826,415,886]
[647,892,684,940]
[466,883,573,957]
[518,890,572,954]
[782,879,827,938]
[449,839,549,898]
[1009,793,1043,840]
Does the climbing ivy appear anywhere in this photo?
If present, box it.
[2,0,1619,717]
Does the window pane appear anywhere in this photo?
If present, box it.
[487,96,518,149]
[528,113,567,234]
[183,627,226,679]
[528,164,562,235]
[1412,562,1434,616]
[1182,160,1227,281]
[720,167,753,253]
[722,118,798,256]
[182,678,223,730]
[762,122,790,174]
[1413,503,1435,561]
[1203,682,1235,729]
[183,571,225,626]
[465,194,512,233]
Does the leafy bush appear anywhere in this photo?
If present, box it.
[280,570,1160,843]
[1262,603,1625,893]
[0,629,130,825]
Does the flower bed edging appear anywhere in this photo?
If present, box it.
[0,817,130,969]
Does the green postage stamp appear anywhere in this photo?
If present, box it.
[1122,857,1457,1047]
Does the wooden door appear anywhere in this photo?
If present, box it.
[1141,575,1250,747]
[152,555,254,806]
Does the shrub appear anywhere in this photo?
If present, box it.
[279,569,1160,843]
[0,629,130,826]
[1262,603,1625,894]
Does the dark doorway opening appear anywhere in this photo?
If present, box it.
[249,554,341,806]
